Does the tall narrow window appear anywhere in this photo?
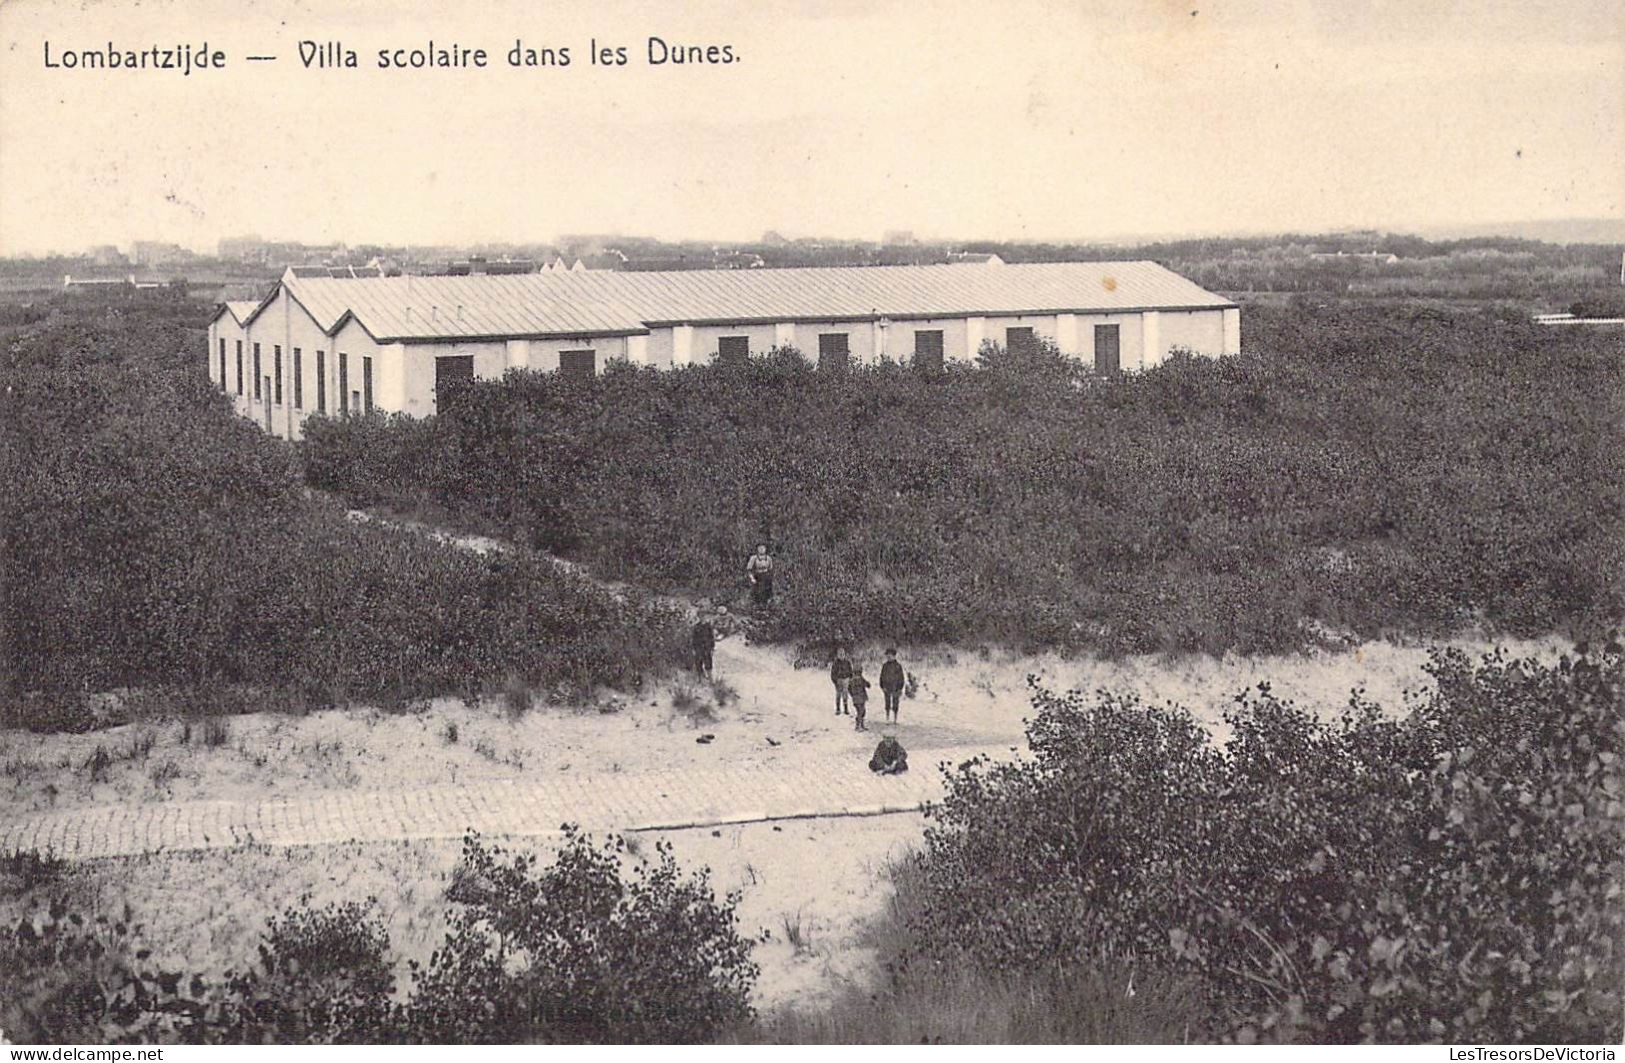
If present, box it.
[338,352,349,414]
[1093,324,1121,374]
[362,356,374,412]
[253,344,262,399]
[292,348,303,409]
[913,329,944,373]
[435,355,474,409]
[273,345,283,405]
[236,340,244,396]
[716,336,749,365]
[218,339,227,390]
[316,350,327,413]
[817,333,850,371]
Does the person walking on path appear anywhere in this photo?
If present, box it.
[690,616,716,679]
[879,648,905,724]
[848,665,872,732]
[830,645,854,715]
[745,543,775,606]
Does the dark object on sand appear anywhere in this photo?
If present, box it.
[869,736,908,774]
[696,734,715,744]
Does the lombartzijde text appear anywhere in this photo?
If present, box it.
[42,41,223,74]
[1449,1050,1617,1061]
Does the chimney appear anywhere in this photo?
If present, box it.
[431,305,439,321]
[457,304,465,320]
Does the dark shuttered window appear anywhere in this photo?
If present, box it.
[559,349,597,379]
[817,333,849,371]
[316,350,327,413]
[1094,324,1121,374]
[913,329,944,373]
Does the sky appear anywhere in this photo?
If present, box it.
[0,0,1621,255]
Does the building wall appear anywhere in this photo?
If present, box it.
[1150,309,1228,365]
[644,328,675,368]
[206,316,249,411]
[1074,311,1148,370]
[398,335,634,415]
[790,320,877,364]
[982,313,1063,355]
[687,323,780,362]
[327,318,388,431]
[211,294,1241,437]
[886,317,973,364]
[525,335,630,374]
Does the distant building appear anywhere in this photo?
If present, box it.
[947,251,1006,266]
[1533,312,1625,328]
[130,241,189,266]
[218,235,269,260]
[1309,251,1399,264]
[207,260,1240,440]
[89,245,127,267]
[63,274,132,292]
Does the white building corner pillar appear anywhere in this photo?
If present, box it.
[1222,308,1241,355]
[1141,311,1163,369]
[965,316,986,361]
[505,338,531,373]
[1055,313,1078,357]
[626,334,649,366]
[673,325,696,367]
[382,343,408,412]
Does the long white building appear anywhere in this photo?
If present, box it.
[207,260,1240,440]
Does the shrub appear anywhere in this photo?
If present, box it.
[901,642,1624,1044]
[3,831,760,1045]
[1,302,684,725]
[297,304,1623,656]
[405,830,760,1043]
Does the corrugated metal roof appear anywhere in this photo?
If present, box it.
[282,261,1232,343]
[211,300,262,326]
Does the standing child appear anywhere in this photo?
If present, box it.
[830,646,853,715]
[745,543,775,606]
[848,665,871,732]
[690,616,716,679]
[879,648,905,724]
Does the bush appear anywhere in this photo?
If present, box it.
[299,303,1623,656]
[2,831,760,1044]
[900,642,1624,1043]
[1,303,683,721]
[406,830,760,1043]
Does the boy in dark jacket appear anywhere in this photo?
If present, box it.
[830,646,853,715]
[848,665,871,732]
[879,648,905,724]
[690,617,716,678]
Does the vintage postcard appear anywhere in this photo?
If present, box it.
[1,0,1621,1050]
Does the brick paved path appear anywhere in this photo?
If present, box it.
[0,748,1008,862]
